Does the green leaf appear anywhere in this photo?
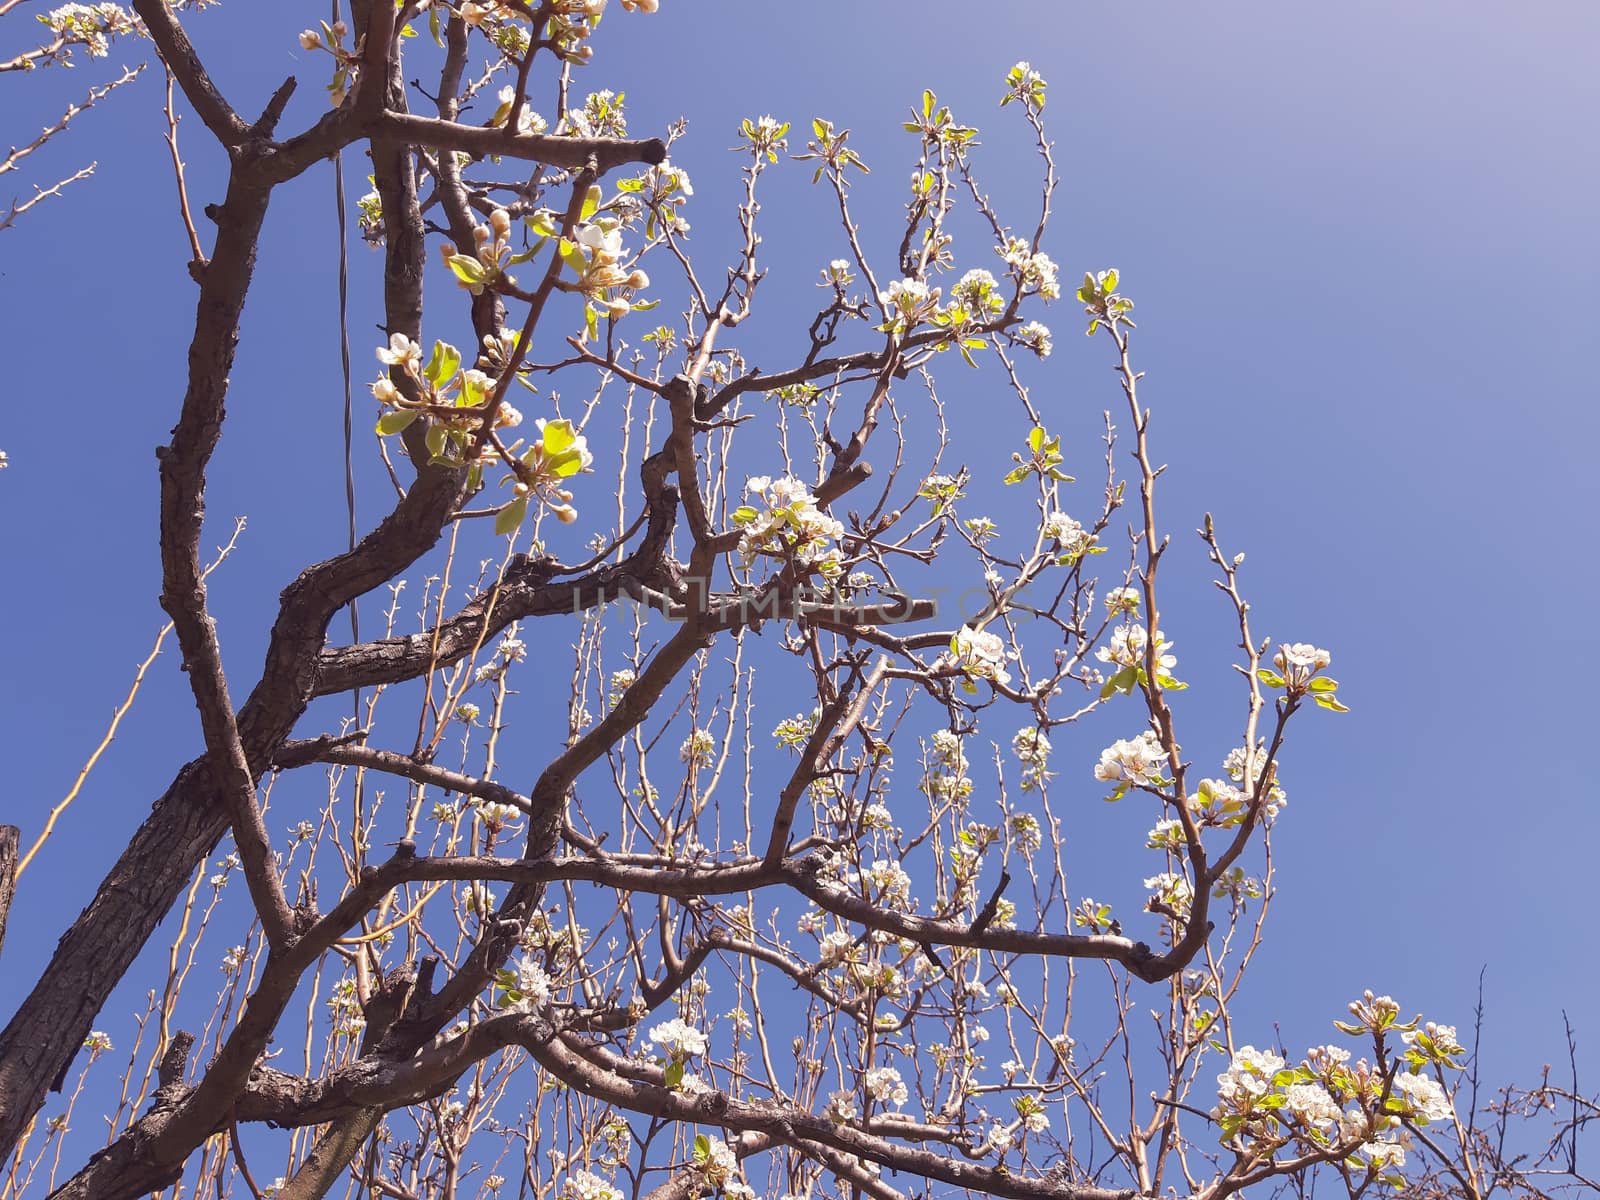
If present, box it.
[693,1133,710,1162]
[1101,665,1140,700]
[579,184,602,222]
[423,340,461,388]
[446,254,486,285]
[425,425,448,460]
[1028,426,1046,454]
[1256,669,1287,688]
[542,419,577,456]
[1315,694,1351,713]
[1002,465,1032,485]
[495,496,528,536]
[1308,676,1340,692]
[375,409,419,436]
[559,238,588,276]
[664,1060,685,1089]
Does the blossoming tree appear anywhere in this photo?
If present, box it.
[0,5,1578,1200]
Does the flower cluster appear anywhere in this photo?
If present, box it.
[950,625,1011,691]
[923,729,973,805]
[650,1017,708,1060]
[878,277,942,333]
[1143,871,1193,919]
[564,88,628,137]
[997,237,1061,301]
[1094,730,1167,797]
[695,1137,753,1200]
[442,208,520,296]
[38,3,134,61]
[918,472,965,514]
[1012,727,1052,791]
[863,1065,909,1107]
[680,728,715,768]
[326,978,367,1039]
[740,114,791,161]
[607,669,636,707]
[295,20,363,106]
[1104,585,1140,615]
[854,859,913,910]
[1216,998,1463,1176]
[733,476,845,580]
[1077,268,1135,336]
[930,268,1003,358]
[1216,743,1289,819]
[1098,622,1185,696]
[560,1170,622,1200]
[494,954,552,1012]
[370,331,545,481]
[619,158,692,236]
[488,84,548,136]
[1260,642,1348,710]
[557,212,649,319]
[472,800,522,834]
[1042,511,1095,559]
[1001,61,1048,111]
[772,708,821,750]
[1014,319,1053,358]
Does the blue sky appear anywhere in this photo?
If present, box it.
[3,0,1598,1170]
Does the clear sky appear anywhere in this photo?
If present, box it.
[2,0,1597,1167]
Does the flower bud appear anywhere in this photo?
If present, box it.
[626,269,649,290]
[371,378,400,403]
[490,208,512,236]
[605,298,631,319]
[331,19,348,37]
[298,29,320,49]
[439,241,458,265]
[554,504,578,524]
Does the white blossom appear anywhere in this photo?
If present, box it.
[1213,1045,1286,1117]
[863,1066,909,1107]
[561,1170,622,1200]
[1285,1081,1342,1129]
[951,625,1011,688]
[1094,730,1166,787]
[649,1018,707,1059]
[1393,1072,1453,1122]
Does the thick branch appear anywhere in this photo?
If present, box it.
[370,113,665,172]
[129,0,248,145]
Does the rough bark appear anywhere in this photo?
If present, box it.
[0,826,17,962]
